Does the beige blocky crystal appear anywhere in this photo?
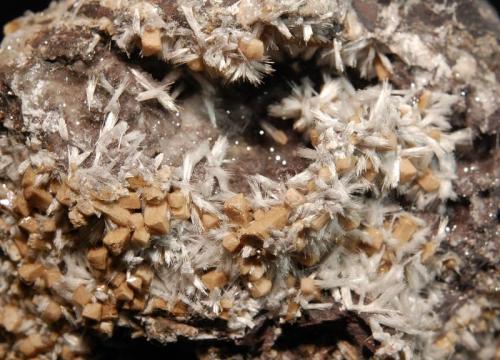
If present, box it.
[222,232,241,253]
[18,263,43,283]
[239,206,289,244]
[82,303,102,321]
[73,285,92,307]
[238,38,265,60]
[103,227,130,255]
[318,167,333,183]
[201,213,219,230]
[338,214,360,231]
[201,270,228,290]
[132,227,151,247]
[374,56,391,81]
[1,305,22,333]
[142,186,165,204]
[335,157,354,175]
[392,215,419,244]
[44,267,62,289]
[417,171,441,192]
[17,334,48,357]
[400,158,417,184]
[118,192,141,209]
[167,190,191,219]
[300,277,318,296]
[114,282,134,302]
[284,188,305,208]
[127,275,143,292]
[18,217,38,233]
[250,277,272,298]
[364,227,383,250]
[187,57,204,72]
[24,187,53,212]
[224,193,252,225]
[135,265,154,285]
[42,300,62,323]
[93,202,132,227]
[13,194,30,217]
[141,28,162,56]
[310,212,330,231]
[144,203,169,234]
[87,247,108,270]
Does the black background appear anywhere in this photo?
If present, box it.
[1,1,53,32]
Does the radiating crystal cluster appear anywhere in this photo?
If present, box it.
[0,0,498,359]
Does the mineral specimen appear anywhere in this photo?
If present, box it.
[0,0,498,359]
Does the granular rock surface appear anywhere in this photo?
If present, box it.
[0,0,498,359]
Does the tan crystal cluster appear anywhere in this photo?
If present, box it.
[0,0,498,358]
[0,98,452,357]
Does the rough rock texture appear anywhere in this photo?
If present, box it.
[0,0,498,359]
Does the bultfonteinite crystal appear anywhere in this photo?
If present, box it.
[0,0,498,358]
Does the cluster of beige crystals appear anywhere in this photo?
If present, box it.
[0,91,451,357]
[0,0,496,358]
